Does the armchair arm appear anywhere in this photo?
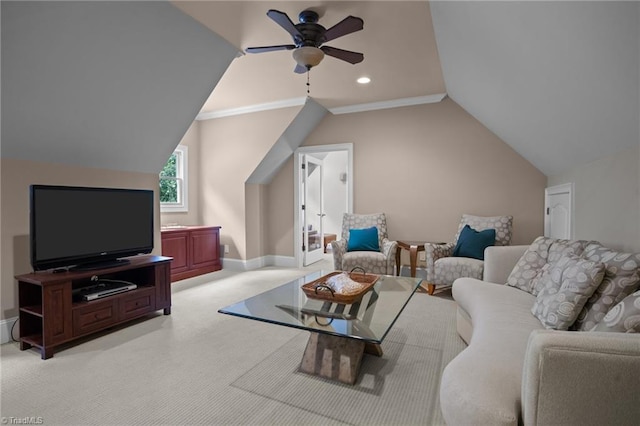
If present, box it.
[330,239,347,270]
[522,330,640,426]
[424,242,455,282]
[381,239,398,269]
[483,245,528,284]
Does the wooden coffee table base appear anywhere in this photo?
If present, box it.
[299,332,382,385]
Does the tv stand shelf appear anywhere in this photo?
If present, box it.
[16,255,172,360]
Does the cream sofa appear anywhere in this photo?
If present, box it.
[440,244,640,426]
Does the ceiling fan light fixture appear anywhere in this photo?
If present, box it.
[292,46,325,69]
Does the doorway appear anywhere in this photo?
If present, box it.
[294,144,353,267]
[544,183,574,239]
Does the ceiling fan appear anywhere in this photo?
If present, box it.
[245,9,364,73]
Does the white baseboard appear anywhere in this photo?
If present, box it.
[1,316,18,345]
[222,255,296,271]
[269,255,297,268]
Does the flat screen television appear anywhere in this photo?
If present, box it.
[30,185,154,271]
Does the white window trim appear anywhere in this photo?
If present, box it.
[160,145,189,213]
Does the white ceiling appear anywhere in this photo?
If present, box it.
[175,1,639,177]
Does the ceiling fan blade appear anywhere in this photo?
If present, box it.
[267,9,302,40]
[293,63,307,74]
[321,46,364,64]
[245,44,296,54]
[323,16,364,43]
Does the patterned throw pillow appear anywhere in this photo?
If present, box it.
[531,254,605,330]
[572,244,640,331]
[506,237,595,295]
[591,290,640,333]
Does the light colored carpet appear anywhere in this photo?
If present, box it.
[0,258,465,425]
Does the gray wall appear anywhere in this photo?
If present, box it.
[431,1,639,176]
[1,1,238,173]
[548,145,640,252]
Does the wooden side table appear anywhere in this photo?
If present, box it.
[395,240,445,295]
[323,234,337,253]
[395,240,426,278]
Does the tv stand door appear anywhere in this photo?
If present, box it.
[43,283,73,348]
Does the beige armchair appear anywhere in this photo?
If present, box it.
[330,213,398,275]
[424,214,513,294]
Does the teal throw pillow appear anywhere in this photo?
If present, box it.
[453,224,496,260]
[347,227,380,252]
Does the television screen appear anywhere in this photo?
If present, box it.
[30,185,154,271]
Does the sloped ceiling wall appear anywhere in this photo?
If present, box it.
[431,1,639,177]
[1,1,238,174]
[246,98,328,184]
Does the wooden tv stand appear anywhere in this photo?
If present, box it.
[15,255,172,359]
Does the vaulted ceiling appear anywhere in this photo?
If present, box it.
[173,1,446,112]
[1,1,238,174]
[2,1,637,179]
[176,0,639,177]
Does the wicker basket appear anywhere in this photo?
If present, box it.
[301,270,379,304]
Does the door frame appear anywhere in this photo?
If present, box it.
[302,154,325,265]
[294,143,353,268]
[544,182,574,239]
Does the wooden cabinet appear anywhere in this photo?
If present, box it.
[161,226,221,282]
[16,255,172,359]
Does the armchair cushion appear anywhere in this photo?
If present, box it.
[434,257,484,286]
[342,251,390,275]
[347,227,380,252]
[452,225,495,260]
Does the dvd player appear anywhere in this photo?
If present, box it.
[74,280,137,302]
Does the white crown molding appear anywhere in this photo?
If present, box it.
[328,93,447,115]
[196,93,447,120]
[196,97,307,121]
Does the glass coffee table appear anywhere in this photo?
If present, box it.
[218,271,422,384]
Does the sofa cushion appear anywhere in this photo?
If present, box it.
[440,279,542,426]
[531,254,605,330]
[573,244,640,331]
[506,237,594,295]
[452,224,495,260]
[591,289,640,333]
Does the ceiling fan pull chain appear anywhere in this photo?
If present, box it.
[306,70,310,95]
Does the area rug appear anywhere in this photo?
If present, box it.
[232,294,465,425]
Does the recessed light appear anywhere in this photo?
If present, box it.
[357,76,371,84]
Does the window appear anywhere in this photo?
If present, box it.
[160,145,188,212]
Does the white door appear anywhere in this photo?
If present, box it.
[544,183,573,239]
[302,155,325,265]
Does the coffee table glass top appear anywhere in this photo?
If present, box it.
[218,271,422,344]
